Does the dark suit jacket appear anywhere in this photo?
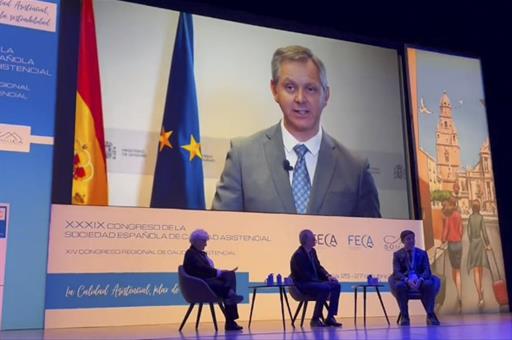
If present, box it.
[211,123,381,217]
[290,246,330,283]
[391,247,432,282]
[183,246,217,279]
[183,246,239,320]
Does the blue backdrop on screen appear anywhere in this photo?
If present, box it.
[150,13,206,210]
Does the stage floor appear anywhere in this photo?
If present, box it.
[1,313,511,339]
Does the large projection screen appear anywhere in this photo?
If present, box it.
[93,1,411,219]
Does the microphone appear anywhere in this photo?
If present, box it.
[283,160,293,171]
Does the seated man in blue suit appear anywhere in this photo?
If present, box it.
[290,229,342,327]
[183,229,244,331]
[388,230,441,326]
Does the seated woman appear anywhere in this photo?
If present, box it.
[183,229,243,331]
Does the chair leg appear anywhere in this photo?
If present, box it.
[209,303,218,332]
[420,299,427,310]
[292,301,304,327]
[195,303,203,330]
[301,301,308,327]
[283,289,294,323]
[322,302,330,321]
[396,312,401,324]
[179,303,195,331]
[218,301,226,316]
[376,287,390,326]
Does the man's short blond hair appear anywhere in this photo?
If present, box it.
[271,45,328,93]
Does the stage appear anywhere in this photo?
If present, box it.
[0,313,510,339]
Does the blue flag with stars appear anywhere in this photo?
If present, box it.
[151,13,205,209]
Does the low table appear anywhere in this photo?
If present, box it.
[248,284,294,330]
[353,283,390,327]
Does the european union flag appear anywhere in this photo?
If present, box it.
[151,13,205,209]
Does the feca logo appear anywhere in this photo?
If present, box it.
[315,233,338,248]
[347,234,374,248]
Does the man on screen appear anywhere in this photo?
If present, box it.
[212,45,380,217]
[290,229,342,327]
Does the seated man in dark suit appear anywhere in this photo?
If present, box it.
[183,229,244,331]
[290,229,342,327]
[388,230,440,326]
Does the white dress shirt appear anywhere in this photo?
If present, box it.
[280,120,322,187]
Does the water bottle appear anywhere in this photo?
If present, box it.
[267,273,274,286]
[276,274,282,285]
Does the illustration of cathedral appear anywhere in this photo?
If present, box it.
[417,92,498,248]
[431,92,497,216]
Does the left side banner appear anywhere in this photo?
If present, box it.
[1,0,60,329]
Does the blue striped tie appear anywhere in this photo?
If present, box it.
[292,144,311,214]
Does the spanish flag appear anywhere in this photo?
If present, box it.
[72,0,108,205]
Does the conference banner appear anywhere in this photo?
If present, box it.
[45,204,423,328]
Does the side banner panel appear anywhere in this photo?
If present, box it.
[0,204,9,326]
[406,47,508,314]
[0,0,60,329]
